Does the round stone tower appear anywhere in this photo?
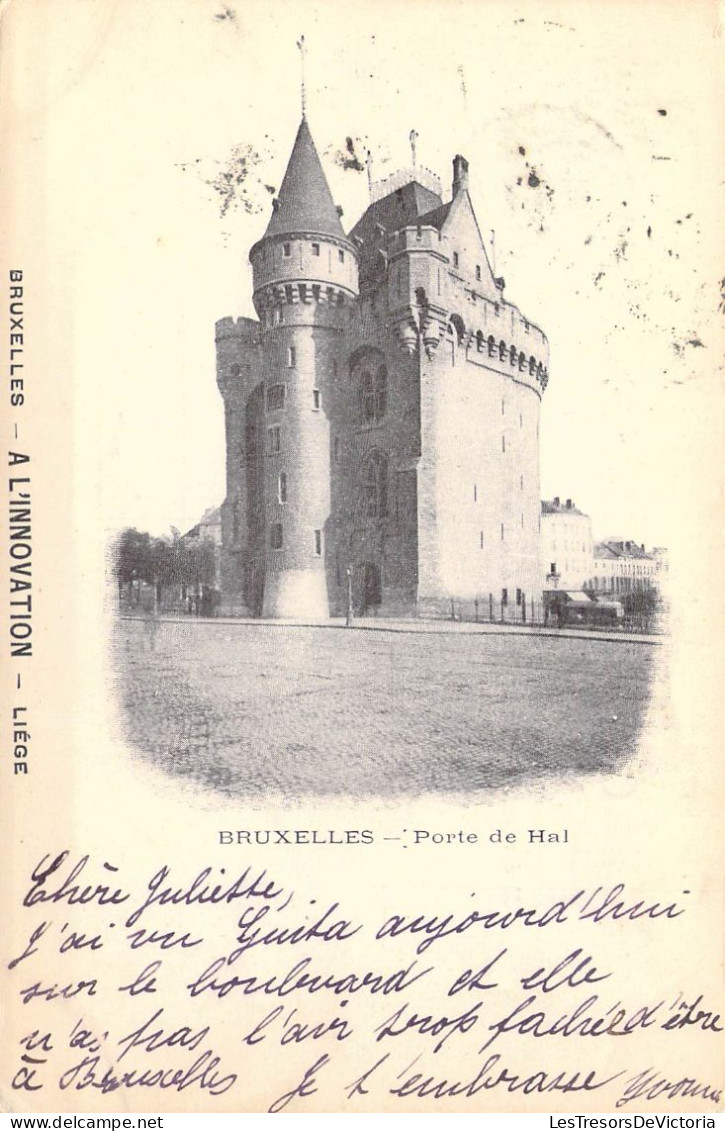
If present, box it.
[249,117,359,618]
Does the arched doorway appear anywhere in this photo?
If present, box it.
[361,561,382,614]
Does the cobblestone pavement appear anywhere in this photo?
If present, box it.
[111,619,658,799]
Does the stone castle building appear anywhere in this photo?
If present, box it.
[216,116,550,618]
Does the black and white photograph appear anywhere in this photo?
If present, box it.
[2,0,723,1118]
[103,3,688,800]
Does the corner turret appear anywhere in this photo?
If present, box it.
[247,118,359,619]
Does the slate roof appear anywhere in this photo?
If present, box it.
[416,200,452,229]
[349,180,445,285]
[264,117,345,240]
[595,540,652,560]
[350,181,443,239]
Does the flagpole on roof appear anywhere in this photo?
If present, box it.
[296,35,307,118]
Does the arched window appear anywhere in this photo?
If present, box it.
[518,351,526,372]
[487,335,496,358]
[529,356,537,377]
[499,340,507,362]
[361,452,388,518]
[476,330,484,352]
[450,314,466,343]
[536,362,544,382]
[360,364,387,423]
[509,344,517,367]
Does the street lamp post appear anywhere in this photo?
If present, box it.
[346,567,353,628]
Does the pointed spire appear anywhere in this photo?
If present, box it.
[264,118,345,240]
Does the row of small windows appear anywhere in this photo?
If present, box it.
[269,523,322,555]
[282,242,345,263]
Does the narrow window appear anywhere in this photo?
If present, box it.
[374,365,387,419]
[453,252,459,268]
[267,425,281,455]
[285,284,293,304]
[473,483,477,502]
[311,242,320,257]
[502,587,508,606]
[287,346,296,368]
[480,531,484,549]
[501,398,505,415]
[270,523,283,549]
[501,523,505,540]
[362,452,388,518]
[520,474,524,490]
[361,369,374,422]
[502,435,506,453]
[334,436,340,463]
[314,529,322,556]
[278,472,287,503]
[516,588,522,606]
[520,412,523,427]
[312,389,321,410]
[283,242,291,258]
[266,384,285,412]
[312,284,321,302]
[338,249,345,263]
[360,364,387,423]
[475,264,481,281]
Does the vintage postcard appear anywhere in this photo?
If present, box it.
[1,0,723,1118]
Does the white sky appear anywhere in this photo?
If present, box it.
[14,0,725,550]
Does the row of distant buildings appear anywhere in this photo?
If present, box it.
[541,496,667,596]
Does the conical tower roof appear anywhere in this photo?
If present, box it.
[264,117,345,240]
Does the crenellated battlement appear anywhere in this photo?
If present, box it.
[252,281,355,329]
[215,315,261,343]
[386,293,549,394]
